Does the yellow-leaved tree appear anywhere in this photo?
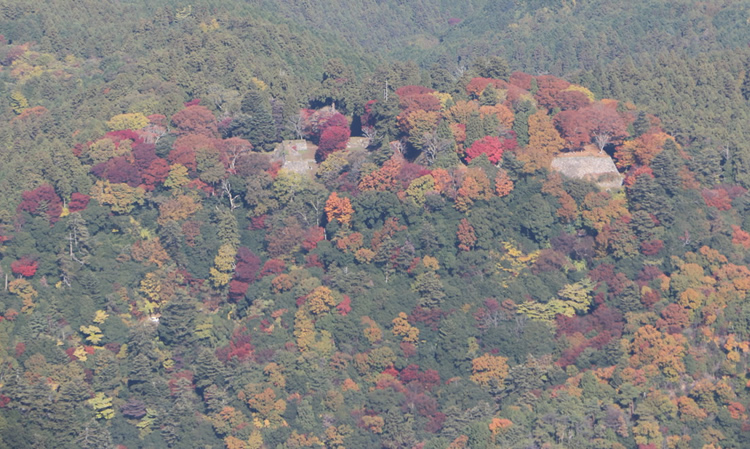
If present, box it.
[392,312,420,343]
[90,180,145,214]
[307,286,337,315]
[87,392,115,419]
[210,244,237,288]
[471,353,509,389]
[106,112,149,131]
[80,325,104,344]
[9,278,37,312]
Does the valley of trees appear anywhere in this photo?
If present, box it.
[4,1,750,448]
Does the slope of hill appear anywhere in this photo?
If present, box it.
[3,2,750,448]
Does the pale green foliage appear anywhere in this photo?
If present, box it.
[87,392,115,419]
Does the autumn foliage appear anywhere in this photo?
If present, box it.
[465,135,516,164]
[171,105,218,136]
[325,192,354,227]
[5,52,750,449]
[555,102,627,151]
[316,125,350,161]
[11,257,37,277]
[18,184,63,222]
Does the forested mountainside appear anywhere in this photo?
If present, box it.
[436,0,750,71]
[4,1,750,449]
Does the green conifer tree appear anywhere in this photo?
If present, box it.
[512,100,536,147]
[465,112,484,148]
[231,87,279,151]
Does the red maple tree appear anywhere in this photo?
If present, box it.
[11,257,37,277]
[465,136,517,164]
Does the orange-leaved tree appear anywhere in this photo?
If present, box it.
[470,353,509,389]
[325,192,353,227]
[457,218,476,251]
[517,110,565,172]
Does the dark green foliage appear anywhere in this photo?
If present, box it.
[353,191,402,229]
[512,100,535,147]
[518,193,555,242]
[4,2,750,448]
[158,293,197,346]
[314,58,362,114]
[627,175,675,226]
[474,55,511,80]
[464,111,484,148]
[650,139,683,194]
[632,111,651,138]
[228,87,280,151]
[482,113,501,137]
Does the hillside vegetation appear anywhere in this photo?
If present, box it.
[2,1,750,449]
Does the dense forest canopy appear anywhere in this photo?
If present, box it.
[4,1,750,448]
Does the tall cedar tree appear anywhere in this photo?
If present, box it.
[233,87,279,151]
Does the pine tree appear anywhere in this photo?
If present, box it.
[316,58,360,114]
[92,350,121,391]
[632,111,651,137]
[650,139,682,194]
[214,206,240,248]
[689,146,722,186]
[76,420,114,449]
[732,147,750,188]
[202,385,229,413]
[129,353,153,385]
[158,292,196,346]
[482,113,500,137]
[195,348,225,391]
[513,100,536,147]
[465,112,484,148]
[480,84,500,106]
[429,60,456,92]
[231,87,279,151]
[628,175,675,226]
[529,78,539,95]
[412,271,445,308]
[741,65,750,100]
[475,55,511,80]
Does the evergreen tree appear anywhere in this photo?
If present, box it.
[482,113,500,137]
[480,84,500,106]
[529,78,539,95]
[513,100,536,147]
[518,193,555,242]
[731,146,750,188]
[76,421,114,449]
[465,112,484,148]
[213,206,239,248]
[228,87,279,151]
[194,348,225,391]
[128,353,153,386]
[741,64,750,101]
[315,58,360,114]
[370,94,401,139]
[650,139,682,194]
[628,175,675,226]
[429,60,455,93]
[632,111,651,137]
[689,146,723,186]
[158,292,197,346]
[474,55,511,80]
